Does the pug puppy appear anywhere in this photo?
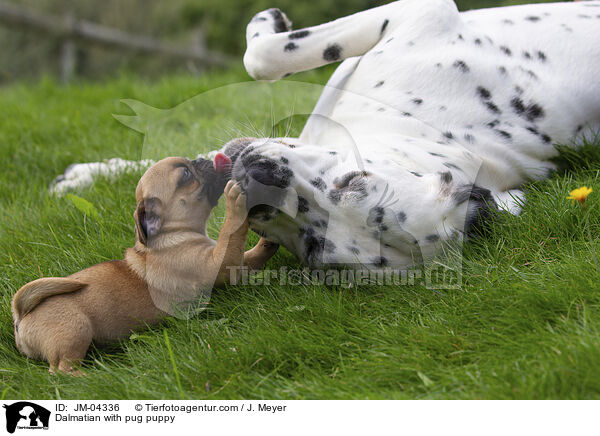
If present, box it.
[11,154,278,374]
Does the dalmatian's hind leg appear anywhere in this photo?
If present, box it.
[244,0,460,80]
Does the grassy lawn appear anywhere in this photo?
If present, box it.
[1,69,599,400]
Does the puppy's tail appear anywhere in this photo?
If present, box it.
[12,278,86,322]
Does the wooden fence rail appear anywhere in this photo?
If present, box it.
[0,1,232,81]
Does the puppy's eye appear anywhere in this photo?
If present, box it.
[177,167,194,188]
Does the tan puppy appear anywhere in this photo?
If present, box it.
[11,154,278,374]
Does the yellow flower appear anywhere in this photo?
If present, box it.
[567,186,593,205]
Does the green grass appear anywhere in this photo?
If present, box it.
[1,68,599,399]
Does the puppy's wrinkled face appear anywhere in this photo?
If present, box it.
[134,156,231,245]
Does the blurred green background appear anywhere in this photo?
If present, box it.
[0,0,564,83]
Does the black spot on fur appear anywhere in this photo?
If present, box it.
[498,66,507,75]
[453,60,470,73]
[313,219,327,228]
[252,32,260,38]
[495,129,512,140]
[280,157,289,164]
[381,19,389,34]
[485,102,501,114]
[440,171,453,184]
[310,177,327,191]
[525,16,541,22]
[289,30,310,39]
[298,196,309,213]
[487,119,500,129]
[502,19,514,25]
[522,51,532,60]
[541,134,552,144]
[443,132,454,140]
[301,227,336,266]
[372,256,388,267]
[270,8,289,33]
[536,51,547,62]
[374,80,385,88]
[464,133,475,143]
[474,38,482,45]
[453,184,497,236]
[429,152,445,157]
[444,162,461,170]
[284,42,298,52]
[397,211,407,223]
[477,86,492,100]
[426,234,440,243]
[510,97,545,122]
[410,171,422,177]
[323,44,342,62]
[510,97,526,114]
[349,246,360,255]
[500,46,512,56]
[412,98,423,105]
[367,206,385,226]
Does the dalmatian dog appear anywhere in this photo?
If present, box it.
[54,0,600,270]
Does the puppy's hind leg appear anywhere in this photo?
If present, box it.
[35,310,94,376]
[244,237,279,270]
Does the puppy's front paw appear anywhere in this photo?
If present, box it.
[224,180,248,230]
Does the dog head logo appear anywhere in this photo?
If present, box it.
[3,402,50,433]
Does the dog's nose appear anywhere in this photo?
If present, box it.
[190,157,214,175]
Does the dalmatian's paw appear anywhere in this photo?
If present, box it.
[493,189,525,216]
[247,8,292,40]
[49,158,153,196]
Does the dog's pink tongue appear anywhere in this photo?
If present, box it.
[213,153,232,174]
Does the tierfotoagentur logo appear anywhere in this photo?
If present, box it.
[2,402,50,433]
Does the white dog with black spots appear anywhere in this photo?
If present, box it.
[53,0,600,269]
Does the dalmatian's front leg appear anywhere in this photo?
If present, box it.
[243,0,460,80]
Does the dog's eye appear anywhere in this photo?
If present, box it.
[177,167,194,188]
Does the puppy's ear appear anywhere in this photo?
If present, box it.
[134,201,161,245]
[134,203,147,245]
